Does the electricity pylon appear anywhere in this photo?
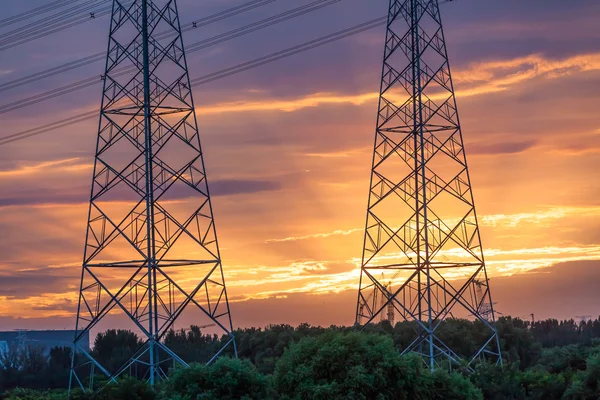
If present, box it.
[70,0,236,392]
[355,0,501,370]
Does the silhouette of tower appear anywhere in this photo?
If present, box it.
[355,0,501,370]
[70,0,236,391]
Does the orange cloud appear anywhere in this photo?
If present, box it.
[0,158,90,178]
[192,52,600,116]
[196,92,379,115]
[453,53,600,85]
[264,206,600,244]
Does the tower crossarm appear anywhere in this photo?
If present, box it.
[70,0,236,393]
[355,0,501,371]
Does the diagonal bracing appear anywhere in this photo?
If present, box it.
[70,0,236,392]
[355,0,501,371]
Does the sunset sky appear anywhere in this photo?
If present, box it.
[1,0,600,332]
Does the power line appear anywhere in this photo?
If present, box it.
[0,0,112,51]
[0,0,79,29]
[0,53,106,93]
[0,0,277,93]
[0,111,98,145]
[190,17,386,87]
[0,16,385,147]
[179,0,278,34]
[0,0,340,114]
[0,0,285,53]
[186,0,341,53]
[0,0,105,41]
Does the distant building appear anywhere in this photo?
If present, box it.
[0,330,89,355]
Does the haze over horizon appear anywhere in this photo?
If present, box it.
[1,0,600,333]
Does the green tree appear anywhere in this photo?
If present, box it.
[520,368,567,399]
[497,317,542,369]
[563,352,600,399]
[44,347,73,389]
[423,369,484,400]
[96,378,156,400]
[163,326,222,364]
[231,324,335,374]
[0,344,49,390]
[470,363,525,400]
[274,331,482,400]
[91,330,143,374]
[2,388,69,400]
[536,344,590,374]
[160,357,271,400]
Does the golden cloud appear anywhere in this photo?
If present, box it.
[193,52,600,116]
[0,157,89,178]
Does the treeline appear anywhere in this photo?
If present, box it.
[0,316,599,399]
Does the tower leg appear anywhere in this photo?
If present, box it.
[69,0,236,392]
[355,0,501,370]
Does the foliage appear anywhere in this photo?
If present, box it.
[424,369,483,400]
[159,357,271,400]
[274,331,413,399]
[91,330,144,374]
[273,331,482,400]
[520,367,568,400]
[470,362,526,400]
[496,317,543,369]
[95,378,156,400]
[532,319,600,348]
[230,323,340,374]
[563,352,600,399]
[537,344,593,374]
[0,388,69,400]
[0,345,72,391]
[2,316,600,399]
[163,326,222,365]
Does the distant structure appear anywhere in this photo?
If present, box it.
[0,330,89,354]
[575,315,592,323]
[358,273,395,325]
[69,0,235,393]
[355,0,501,370]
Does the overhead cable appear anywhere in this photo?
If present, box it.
[0,0,340,114]
[0,17,386,146]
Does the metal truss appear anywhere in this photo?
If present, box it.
[70,0,236,392]
[355,0,501,370]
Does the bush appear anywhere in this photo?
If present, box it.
[160,357,271,400]
[95,378,156,400]
[520,368,567,400]
[470,363,525,400]
[274,331,482,400]
[423,370,483,400]
[2,388,68,400]
[563,352,600,399]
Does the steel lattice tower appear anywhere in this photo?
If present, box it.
[355,0,501,370]
[70,0,235,391]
